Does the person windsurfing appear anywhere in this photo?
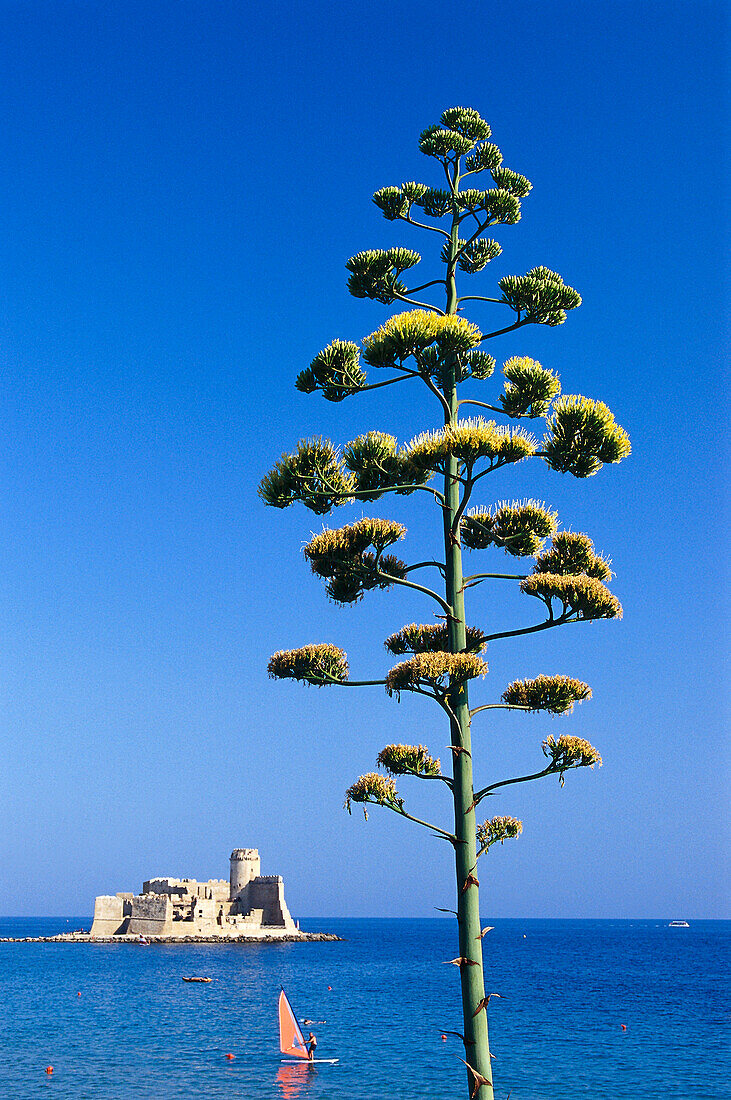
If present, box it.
[306,1031,317,1060]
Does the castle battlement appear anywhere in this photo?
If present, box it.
[90,849,298,940]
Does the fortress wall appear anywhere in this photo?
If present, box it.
[91,895,127,937]
[127,894,173,936]
[246,876,297,931]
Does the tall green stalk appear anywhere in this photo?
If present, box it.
[443,184,493,1094]
[261,106,630,1099]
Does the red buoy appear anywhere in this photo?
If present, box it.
[45,1066,53,1075]
[77,992,81,997]
[441,1034,447,1041]
[621,1024,627,1031]
[327,986,332,991]
[225,1053,235,1060]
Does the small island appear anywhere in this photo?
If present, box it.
[1,848,340,943]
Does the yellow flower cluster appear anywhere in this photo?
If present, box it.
[303,517,408,604]
[406,418,537,473]
[344,772,403,813]
[501,674,592,714]
[267,643,349,686]
[362,309,481,367]
[385,622,487,655]
[385,652,488,697]
[377,744,441,777]
[476,816,523,851]
[461,499,558,555]
[534,532,612,582]
[305,517,406,565]
[543,734,602,784]
[521,573,622,620]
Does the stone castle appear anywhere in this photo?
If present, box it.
[90,848,299,939]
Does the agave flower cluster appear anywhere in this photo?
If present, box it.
[500,357,561,419]
[406,419,537,475]
[377,744,442,777]
[295,340,367,402]
[385,622,487,655]
[385,652,488,698]
[304,517,407,605]
[267,643,349,686]
[521,573,622,620]
[542,734,603,784]
[476,816,523,853]
[461,500,558,556]
[362,309,482,369]
[533,531,611,581]
[344,772,403,814]
[544,396,631,477]
[502,674,592,715]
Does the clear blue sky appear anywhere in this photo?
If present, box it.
[1,1,727,918]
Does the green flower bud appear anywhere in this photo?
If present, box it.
[500,356,561,418]
[499,268,581,325]
[419,125,474,158]
[439,107,491,141]
[491,167,533,197]
[464,143,503,172]
[461,500,558,556]
[373,186,409,220]
[458,239,502,274]
[259,438,355,514]
[414,187,453,218]
[297,339,367,401]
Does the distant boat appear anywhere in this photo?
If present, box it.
[182,976,212,982]
[668,920,690,927]
[278,988,338,1065]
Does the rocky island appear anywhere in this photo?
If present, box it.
[1,848,340,943]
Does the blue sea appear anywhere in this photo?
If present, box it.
[0,918,727,1099]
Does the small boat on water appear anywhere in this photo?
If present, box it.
[182,977,212,982]
[668,920,690,927]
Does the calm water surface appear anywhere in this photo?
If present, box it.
[0,918,727,1099]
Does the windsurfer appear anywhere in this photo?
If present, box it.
[306,1032,317,1060]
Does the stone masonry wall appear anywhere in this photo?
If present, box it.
[245,876,297,931]
[127,894,173,936]
[91,895,127,937]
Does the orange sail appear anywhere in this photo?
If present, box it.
[278,989,309,1060]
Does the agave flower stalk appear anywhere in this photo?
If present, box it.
[261,106,628,1099]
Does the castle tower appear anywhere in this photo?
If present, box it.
[229,848,260,901]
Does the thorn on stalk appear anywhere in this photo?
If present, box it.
[472,992,501,1017]
[439,1029,475,1048]
[461,872,479,893]
[443,956,478,968]
[458,1057,493,1098]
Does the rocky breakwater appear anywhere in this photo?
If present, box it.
[0,931,342,944]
